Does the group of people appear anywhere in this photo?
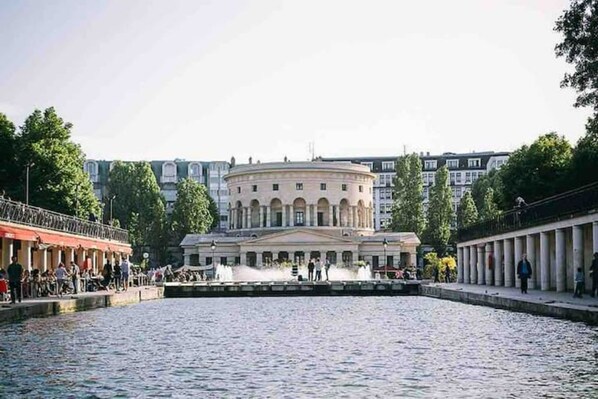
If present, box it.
[302,258,331,281]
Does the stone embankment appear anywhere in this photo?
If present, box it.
[0,286,163,324]
[422,283,598,325]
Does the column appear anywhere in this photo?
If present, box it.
[504,238,513,287]
[232,209,237,229]
[347,206,353,228]
[353,207,358,228]
[556,228,566,292]
[256,252,263,267]
[281,205,287,227]
[289,205,294,227]
[352,251,359,266]
[241,208,246,229]
[409,252,417,267]
[335,206,340,227]
[593,221,598,253]
[266,206,271,227]
[336,251,343,266]
[540,231,550,291]
[526,235,536,290]
[457,247,464,283]
[38,248,48,272]
[259,206,265,228]
[247,207,252,228]
[463,246,470,284]
[184,254,191,265]
[485,243,493,286]
[1,238,13,269]
[469,246,477,285]
[494,240,503,286]
[514,236,523,289]
[572,225,584,292]
[66,247,75,264]
[306,205,311,227]
[52,247,62,269]
[329,205,334,227]
[21,241,32,271]
[476,245,484,285]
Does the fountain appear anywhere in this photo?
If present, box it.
[215,263,372,282]
[215,264,234,281]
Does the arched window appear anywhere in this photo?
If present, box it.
[162,162,177,183]
[188,162,202,181]
[84,161,98,182]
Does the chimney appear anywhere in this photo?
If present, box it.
[426,151,430,156]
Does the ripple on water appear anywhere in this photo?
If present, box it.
[0,297,596,398]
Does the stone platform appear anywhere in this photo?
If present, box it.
[422,283,598,325]
[164,280,422,297]
[0,286,164,324]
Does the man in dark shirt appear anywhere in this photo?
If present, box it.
[7,256,23,304]
[307,259,315,281]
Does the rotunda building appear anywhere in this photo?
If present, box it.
[180,161,420,271]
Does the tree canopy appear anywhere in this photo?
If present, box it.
[479,187,501,221]
[207,195,220,231]
[0,108,100,218]
[389,154,425,237]
[457,191,478,228]
[425,166,453,256]
[171,178,214,241]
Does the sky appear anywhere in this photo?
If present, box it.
[0,0,591,162]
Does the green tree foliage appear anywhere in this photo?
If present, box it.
[207,195,220,231]
[569,120,598,187]
[0,113,17,195]
[479,187,501,221]
[555,0,598,116]
[107,161,166,252]
[389,154,425,237]
[499,133,573,207]
[171,178,213,241]
[470,169,506,211]
[0,108,99,218]
[425,166,454,256]
[457,191,478,228]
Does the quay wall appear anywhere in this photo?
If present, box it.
[421,286,598,326]
[0,286,164,324]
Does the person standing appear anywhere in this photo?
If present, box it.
[307,258,315,281]
[7,256,23,304]
[70,261,80,294]
[324,259,331,281]
[121,257,130,291]
[113,261,122,291]
[574,267,585,298]
[590,252,598,298]
[433,265,440,283]
[444,264,451,283]
[315,258,322,281]
[516,253,532,294]
[55,263,68,297]
[102,260,113,290]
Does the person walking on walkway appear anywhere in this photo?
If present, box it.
[7,256,23,304]
[121,257,130,291]
[70,261,80,294]
[315,258,322,281]
[516,253,532,294]
[590,252,598,298]
[324,259,331,281]
[574,267,585,298]
[307,259,315,281]
[55,263,68,297]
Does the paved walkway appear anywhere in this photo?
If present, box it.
[429,283,598,312]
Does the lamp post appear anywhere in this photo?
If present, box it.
[383,238,388,280]
[210,240,216,279]
[25,162,35,205]
[109,195,117,225]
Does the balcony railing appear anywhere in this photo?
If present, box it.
[0,198,129,243]
[457,182,598,242]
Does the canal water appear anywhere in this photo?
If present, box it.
[0,297,596,398]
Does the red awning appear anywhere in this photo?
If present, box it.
[0,225,39,242]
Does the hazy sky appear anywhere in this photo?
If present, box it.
[0,0,590,162]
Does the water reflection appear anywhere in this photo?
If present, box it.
[0,297,596,398]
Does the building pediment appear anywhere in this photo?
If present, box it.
[245,229,354,245]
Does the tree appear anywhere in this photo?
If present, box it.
[555,0,598,117]
[479,187,501,221]
[107,161,166,257]
[0,113,17,196]
[425,166,454,256]
[569,120,598,187]
[499,132,573,207]
[171,178,213,241]
[389,154,425,237]
[207,195,220,231]
[12,108,99,218]
[457,191,478,228]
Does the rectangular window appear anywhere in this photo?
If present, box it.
[320,183,326,191]
[342,184,347,191]
[361,162,373,171]
[295,211,304,225]
[296,183,303,190]
[237,187,241,193]
[465,172,471,183]
[220,257,227,265]
[446,159,459,168]
[382,161,395,171]
[273,183,279,191]
[468,158,481,168]
[359,185,363,192]
[456,173,462,183]
[252,185,257,192]
[424,160,437,170]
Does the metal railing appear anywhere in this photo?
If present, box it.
[0,197,129,243]
[457,182,598,242]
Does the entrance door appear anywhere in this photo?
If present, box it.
[372,256,379,268]
[317,212,324,226]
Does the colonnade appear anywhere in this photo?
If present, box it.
[229,203,374,230]
[457,221,598,292]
